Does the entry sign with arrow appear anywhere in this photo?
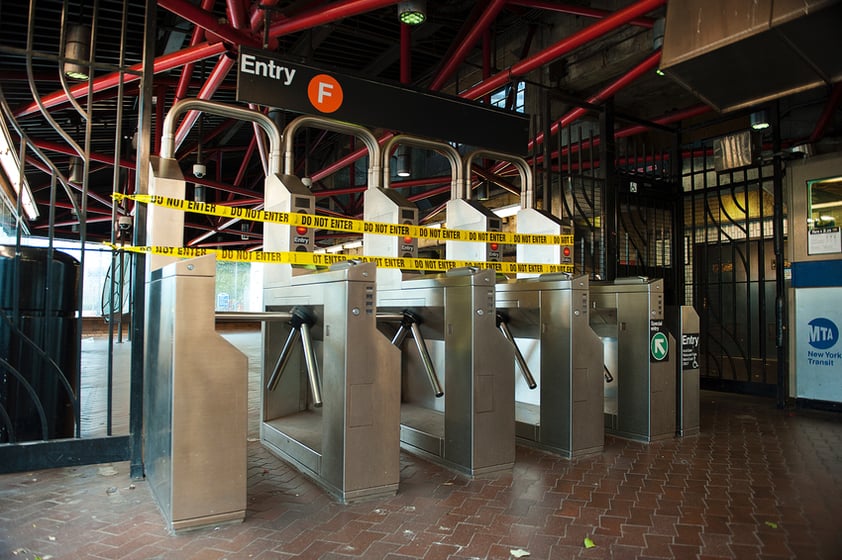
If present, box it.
[650,319,669,362]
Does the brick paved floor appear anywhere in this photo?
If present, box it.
[1,391,841,559]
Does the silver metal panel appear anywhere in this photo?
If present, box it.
[446,199,502,262]
[261,262,401,502]
[590,279,676,443]
[147,157,186,273]
[263,173,315,288]
[144,255,248,533]
[515,208,567,277]
[496,274,604,458]
[363,187,419,288]
[793,287,842,403]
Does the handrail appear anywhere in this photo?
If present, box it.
[282,115,381,188]
[382,135,462,200]
[160,99,283,175]
[462,149,533,207]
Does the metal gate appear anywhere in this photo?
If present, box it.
[682,146,783,396]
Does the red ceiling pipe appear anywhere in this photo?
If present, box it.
[268,0,399,37]
[175,0,217,102]
[531,49,662,148]
[226,0,250,30]
[310,132,396,182]
[24,157,115,209]
[29,139,136,169]
[300,0,665,191]
[808,83,842,143]
[158,0,262,47]
[173,55,237,151]
[15,41,226,118]
[429,0,508,91]
[507,0,655,28]
[548,104,711,161]
[400,23,411,84]
[462,0,666,100]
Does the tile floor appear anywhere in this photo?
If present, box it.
[1,335,841,559]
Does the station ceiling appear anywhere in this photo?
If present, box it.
[1,0,840,247]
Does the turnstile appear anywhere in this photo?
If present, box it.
[589,278,676,443]
[666,305,701,436]
[496,274,604,458]
[378,267,516,476]
[262,261,401,502]
[145,255,248,532]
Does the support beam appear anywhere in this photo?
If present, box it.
[461,0,666,100]
[158,0,261,47]
[507,0,656,28]
[429,0,507,91]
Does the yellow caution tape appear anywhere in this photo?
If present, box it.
[114,193,575,247]
[106,243,574,274]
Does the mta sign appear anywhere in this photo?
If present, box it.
[808,317,839,350]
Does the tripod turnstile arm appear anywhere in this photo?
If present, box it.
[407,320,444,398]
[496,313,537,390]
[267,327,301,392]
[380,310,444,398]
[265,307,323,407]
[298,322,323,408]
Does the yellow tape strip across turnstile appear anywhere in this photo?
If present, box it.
[107,243,574,274]
[113,193,575,247]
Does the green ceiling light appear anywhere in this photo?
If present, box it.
[750,109,771,130]
[64,24,90,81]
[398,0,426,25]
[656,68,665,76]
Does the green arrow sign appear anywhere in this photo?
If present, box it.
[651,332,668,361]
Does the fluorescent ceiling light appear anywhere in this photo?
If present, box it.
[0,115,39,220]
[492,204,520,218]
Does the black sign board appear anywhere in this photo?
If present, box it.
[681,332,700,371]
[236,47,530,156]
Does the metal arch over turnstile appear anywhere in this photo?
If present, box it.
[589,277,676,443]
[260,116,400,502]
[367,135,517,476]
[144,99,282,532]
[455,150,605,459]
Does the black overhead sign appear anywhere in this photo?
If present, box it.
[236,47,529,156]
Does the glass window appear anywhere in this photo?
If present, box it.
[489,81,525,113]
[807,176,842,255]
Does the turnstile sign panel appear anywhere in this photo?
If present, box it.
[681,332,700,371]
[650,320,669,362]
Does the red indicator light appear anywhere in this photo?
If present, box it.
[490,243,499,251]
[563,247,571,257]
[296,226,308,235]
[403,236,413,244]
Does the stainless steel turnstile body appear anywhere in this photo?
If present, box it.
[589,278,676,442]
[378,268,516,476]
[145,255,248,532]
[666,305,701,436]
[495,274,604,458]
[262,262,401,502]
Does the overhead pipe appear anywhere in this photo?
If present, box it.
[226,0,250,30]
[175,0,217,102]
[300,0,665,200]
[463,150,532,205]
[283,115,382,187]
[429,0,508,91]
[158,0,262,47]
[400,23,411,84]
[15,41,226,118]
[173,56,237,151]
[808,83,842,144]
[382,136,462,200]
[18,0,395,119]
[531,49,662,148]
[507,0,655,28]
[161,99,282,176]
[461,0,666,100]
[268,0,399,37]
